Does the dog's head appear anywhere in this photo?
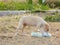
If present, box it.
[44,23,50,32]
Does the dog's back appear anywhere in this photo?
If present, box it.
[19,16,47,26]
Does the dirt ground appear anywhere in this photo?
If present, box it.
[0,16,60,45]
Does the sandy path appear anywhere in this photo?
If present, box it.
[0,22,60,45]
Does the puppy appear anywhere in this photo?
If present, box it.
[15,16,50,36]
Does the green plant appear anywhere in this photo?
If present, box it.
[0,1,50,10]
[0,2,6,10]
[0,2,27,10]
[45,0,60,8]
[33,4,50,11]
[27,0,33,10]
[40,5,50,10]
[38,0,42,4]
[54,1,60,7]
[45,15,60,22]
[6,2,27,10]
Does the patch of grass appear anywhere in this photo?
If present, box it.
[0,2,27,10]
[32,4,50,11]
[0,2,50,10]
[45,15,60,22]
[45,0,60,8]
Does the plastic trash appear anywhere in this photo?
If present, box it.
[42,32,52,37]
[31,32,52,37]
[31,32,42,37]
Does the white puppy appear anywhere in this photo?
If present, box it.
[15,16,50,36]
